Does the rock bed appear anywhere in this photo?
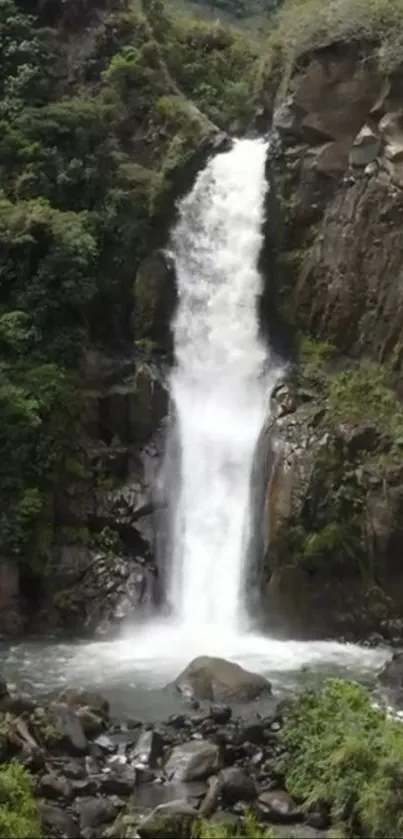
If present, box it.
[0,672,329,839]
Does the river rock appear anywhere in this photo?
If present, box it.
[257,789,301,823]
[49,703,88,755]
[130,728,165,768]
[98,765,136,796]
[209,703,232,724]
[78,796,119,831]
[77,708,105,738]
[219,766,257,805]
[174,656,271,702]
[137,799,199,839]
[377,651,403,705]
[164,740,221,782]
[57,689,110,720]
[39,803,79,838]
[37,772,74,801]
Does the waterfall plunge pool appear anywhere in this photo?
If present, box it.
[0,623,390,721]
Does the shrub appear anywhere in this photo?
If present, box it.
[196,812,274,837]
[271,0,403,81]
[0,763,41,838]
[281,678,403,837]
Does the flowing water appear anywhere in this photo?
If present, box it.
[0,138,390,716]
[167,137,278,631]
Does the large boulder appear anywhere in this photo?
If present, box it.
[174,656,271,702]
[137,800,199,839]
[164,740,221,782]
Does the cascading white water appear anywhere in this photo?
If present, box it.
[65,136,388,694]
[167,137,279,633]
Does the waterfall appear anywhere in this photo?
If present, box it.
[166,137,279,636]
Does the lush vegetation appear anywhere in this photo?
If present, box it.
[197,814,274,838]
[269,0,403,85]
[0,763,41,838]
[300,337,403,450]
[0,0,261,580]
[282,678,403,838]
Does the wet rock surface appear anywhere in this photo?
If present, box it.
[174,655,272,702]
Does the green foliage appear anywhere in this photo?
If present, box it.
[161,16,261,131]
[300,340,403,447]
[0,763,41,838]
[281,678,403,838]
[271,0,403,82]
[327,362,403,446]
[299,334,334,374]
[0,0,262,573]
[196,813,274,837]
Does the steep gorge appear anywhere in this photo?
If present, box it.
[3,0,403,651]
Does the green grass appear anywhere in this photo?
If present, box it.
[281,678,403,838]
[0,764,41,838]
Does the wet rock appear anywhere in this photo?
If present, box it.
[39,803,79,838]
[131,728,165,768]
[133,250,177,353]
[63,760,87,780]
[98,766,136,796]
[137,800,199,839]
[78,796,119,831]
[0,691,37,715]
[239,721,267,745]
[57,689,110,720]
[257,789,301,823]
[133,780,207,810]
[220,766,257,805]
[209,704,232,724]
[377,651,403,705]
[71,778,99,797]
[165,740,221,782]
[349,125,380,167]
[50,703,88,755]
[174,656,271,702]
[37,772,74,801]
[0,674,9,699]
[94,734,116,753]
[77,708,105,738]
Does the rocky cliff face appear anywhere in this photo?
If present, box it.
[262,40,403,641]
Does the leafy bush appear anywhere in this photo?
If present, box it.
[196,813,274,838]
[281,678,403,838]
[0,763,41,838]
[300,340,403,446]
[272,0,403,79]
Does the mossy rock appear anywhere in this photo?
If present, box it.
[133,250,176,351]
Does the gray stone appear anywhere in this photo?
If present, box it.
[174,656,271,702]
[50,703,88,755]
[165,740,221,782]
[137,800,199,839]
[39,803,78,838]
[220,766,257,805]
[349,125,380,167]
[37,773,73,801]
[78,796,119,830]
[257,789,301,823]
[131,728,165,768]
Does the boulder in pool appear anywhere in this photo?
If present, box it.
[174,656,271,702]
